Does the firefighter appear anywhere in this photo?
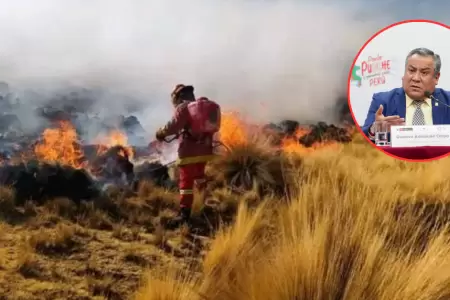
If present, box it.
[155,84,221,229]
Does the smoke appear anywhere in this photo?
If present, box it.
[0,0,402,137]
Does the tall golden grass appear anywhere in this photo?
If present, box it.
[136,133,450,300]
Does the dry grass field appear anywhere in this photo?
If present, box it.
[2,129,450,300]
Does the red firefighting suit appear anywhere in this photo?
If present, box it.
[156,96,220,209]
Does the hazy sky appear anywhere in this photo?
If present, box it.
[0,0,447,135]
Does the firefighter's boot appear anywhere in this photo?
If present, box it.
[165,207,191,230]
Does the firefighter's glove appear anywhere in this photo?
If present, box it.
[155,129,166,142]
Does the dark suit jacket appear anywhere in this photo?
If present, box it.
[361,87,450,137]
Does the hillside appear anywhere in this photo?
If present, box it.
[2,132,450,299]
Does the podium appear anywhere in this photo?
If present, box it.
[379,146,450,160]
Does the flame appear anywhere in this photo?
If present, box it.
[219,112,249,148]
[94,130,134,159]
[281,127,340,154]
[281,128,310,154]
[34,121,86,169]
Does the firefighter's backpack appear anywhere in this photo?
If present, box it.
[187,97,221,135]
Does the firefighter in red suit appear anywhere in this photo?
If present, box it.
[155,84,221,229]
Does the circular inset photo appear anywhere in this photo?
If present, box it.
[348,19,450,162]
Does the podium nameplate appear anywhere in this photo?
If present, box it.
[390,125,450,147]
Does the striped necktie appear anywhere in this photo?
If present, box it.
[412,100,425,125]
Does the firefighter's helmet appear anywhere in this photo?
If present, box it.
[171,84,195,106]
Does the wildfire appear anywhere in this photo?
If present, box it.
[34,121,86,169]
[94,130,134,159]
[27,111,343,171]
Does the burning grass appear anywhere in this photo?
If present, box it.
[94,129,135,160]
[33,121,86,169]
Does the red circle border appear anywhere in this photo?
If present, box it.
[347,19,450,162]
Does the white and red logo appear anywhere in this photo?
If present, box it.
[359,55,393,87]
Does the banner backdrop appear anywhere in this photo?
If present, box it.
[349,21,450,126]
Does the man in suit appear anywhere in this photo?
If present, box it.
[361,47,450,141]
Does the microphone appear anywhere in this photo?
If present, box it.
[424,91,450,108]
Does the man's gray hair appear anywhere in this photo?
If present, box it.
[405,47,441,75]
